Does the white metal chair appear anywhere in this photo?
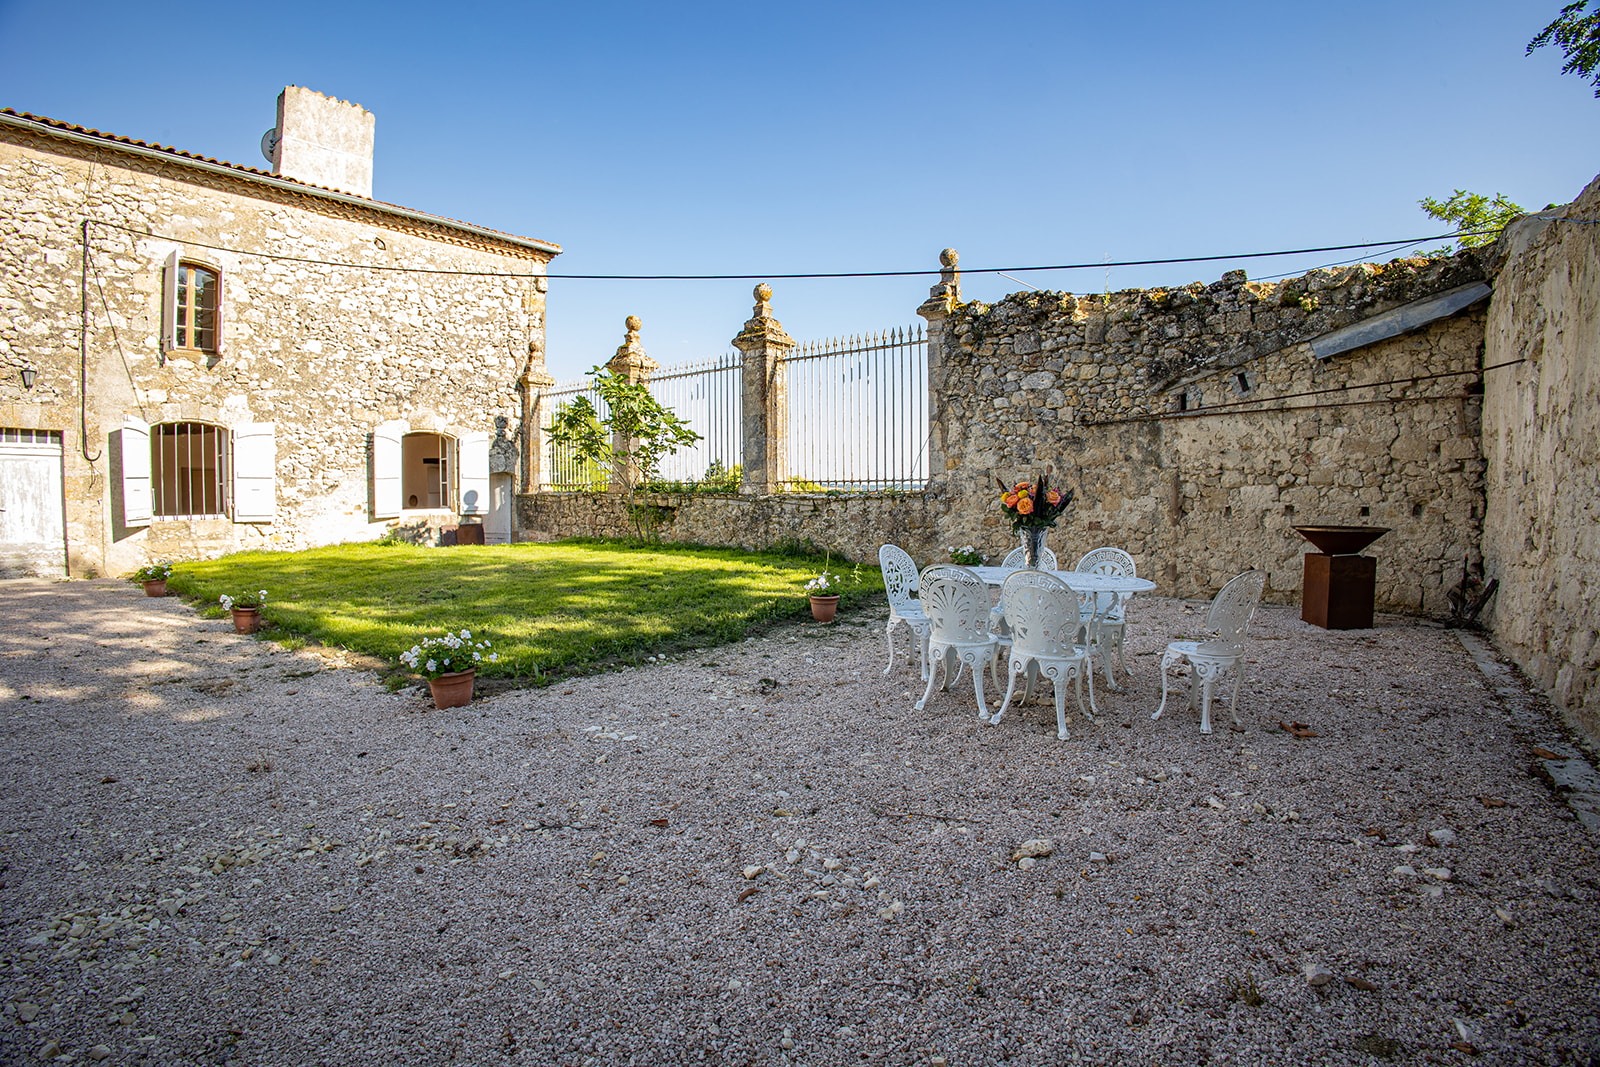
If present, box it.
[991,570,1097,740]
[915,565,1001,717]
[879,544,930,679]
[992,543,1059,638]
[1000,544,1059,571]
[1076,547,1137,686]
[1152,569,1268,734]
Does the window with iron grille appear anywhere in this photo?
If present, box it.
[151,422,230,518]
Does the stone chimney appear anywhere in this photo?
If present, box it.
[267,87,375,198]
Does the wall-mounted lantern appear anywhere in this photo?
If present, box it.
[18,365,36,390]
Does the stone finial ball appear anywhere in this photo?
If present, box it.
[755,283,773,303]
[940,248,959,268]
[625,314,642,332]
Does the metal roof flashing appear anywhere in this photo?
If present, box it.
[1308,282,1492,362]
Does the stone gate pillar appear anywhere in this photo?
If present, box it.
[604,315,657,493]
[733,283,794,495]
[916,248,962,482]
[518,339,554,494]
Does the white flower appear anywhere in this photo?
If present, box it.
[472,652,481,661]
[460,629,471,640]
[489,653,498,663]
[426,659,437,672]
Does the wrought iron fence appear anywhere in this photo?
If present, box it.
[542,351,744,491]
[781,325,928,491]
[645,350,743,488]
[541,378,608,491]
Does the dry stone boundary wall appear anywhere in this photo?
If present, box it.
[526,254,1490,619]
[1481,173,1600,742]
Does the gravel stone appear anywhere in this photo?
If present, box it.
[1,578,1598,1065]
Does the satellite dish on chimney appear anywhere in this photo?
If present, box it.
[259,128,280,164]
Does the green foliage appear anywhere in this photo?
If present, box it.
[1419,190,1525,250]
[646,460,743,495]
[1529,1,1600,97]
[549,367,700,497]
[165,541,881,684]
[131,559,174,582]
[782,476,827,492]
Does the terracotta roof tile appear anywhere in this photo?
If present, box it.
[0,108,560,254]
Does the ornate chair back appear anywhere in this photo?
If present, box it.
[1001,571,1083,660]
[918,566,994,645]
[879,544,921,614]
[1076,547,1136,577]
[1001,545,1059,570]
[1076,546,1137,619]
[1201,569,1268,654]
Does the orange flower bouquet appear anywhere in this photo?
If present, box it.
[997,472,1073,533]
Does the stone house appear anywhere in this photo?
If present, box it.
[0,87,560,578]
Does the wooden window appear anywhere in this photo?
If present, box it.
[176,264,219,351]
[161,252,224,355]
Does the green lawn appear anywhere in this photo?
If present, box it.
[166,540,881,683]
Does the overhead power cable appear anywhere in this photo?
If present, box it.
[84,218,1503,283]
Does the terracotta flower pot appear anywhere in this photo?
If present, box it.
[429,669,475,709]
[810,595,840,623]
[231,607,261,634]
[142,579,167,597]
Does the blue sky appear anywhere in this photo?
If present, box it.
[2,0,1596,382]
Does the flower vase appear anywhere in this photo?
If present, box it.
[142,579,167,597]
[231,607,261,634]
[809,595,840,623]
[1021,527,1049,570]
[429,669,475,708]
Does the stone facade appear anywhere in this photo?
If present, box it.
[1481,173,1600,742]
[920,255,1491,611]
[0,101,558,577]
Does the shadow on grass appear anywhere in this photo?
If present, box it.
[167,540,885,688]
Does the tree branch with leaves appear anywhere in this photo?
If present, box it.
[1529,1,1600,97]
[547,366,701,539]
[1419,190,1525,251]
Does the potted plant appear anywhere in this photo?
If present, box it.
[133,559,174,597]
[805,570,842,623]
[998,472,1074,569]
[948,545,986,566]
[400,628,498,709]
[218,589,268,634]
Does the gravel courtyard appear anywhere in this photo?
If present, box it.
[1,577,1596,1066]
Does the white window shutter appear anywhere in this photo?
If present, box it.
[161,251,179,353]
[120,417,152,526]
[372,421,405,520]
[231,423,275,523]
[458,431,490,516]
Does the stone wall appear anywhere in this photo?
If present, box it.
[924,257,1490,610]
[0,117,554,576]
[520,490,940,565]
[522,252,1489,616]
[1481,174,1600,741]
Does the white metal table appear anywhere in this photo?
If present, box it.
[970,566,1156,691]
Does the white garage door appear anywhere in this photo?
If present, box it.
[0,429,66,578]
